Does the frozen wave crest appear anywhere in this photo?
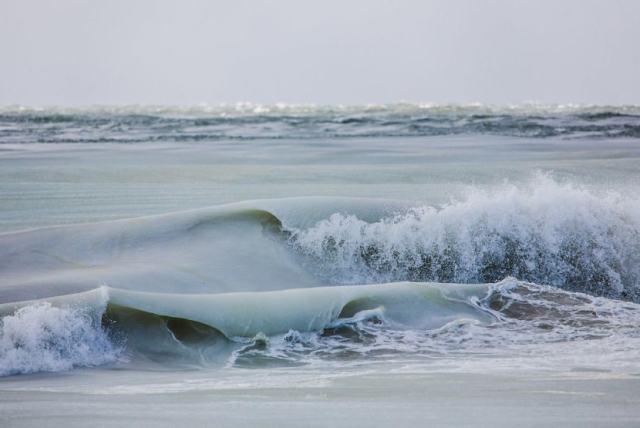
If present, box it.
[0,303,121,376]
[229,279,640,368]
[289,176,640,299]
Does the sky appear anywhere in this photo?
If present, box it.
[1,0,639,106]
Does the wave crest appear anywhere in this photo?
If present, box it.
[288,176,640,300]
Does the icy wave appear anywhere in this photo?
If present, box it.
[234,279,640,366]
[2,186,639,303]
[0,282,491,374]
[2,278,640,375]
[288,176,640,300]
[0,302,121,377]
[0,197,404,303]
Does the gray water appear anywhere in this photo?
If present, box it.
[1,104,640,427]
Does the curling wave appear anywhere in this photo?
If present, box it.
[2,279,640,375]
[1,178,639,302]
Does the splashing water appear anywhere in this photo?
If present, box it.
[0,303,121,376]
[288,176,640,300]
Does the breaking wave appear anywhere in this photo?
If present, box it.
[0,302,121,376]
[288,176,640,300]
[234,280,640,366]
[4,278,640,375]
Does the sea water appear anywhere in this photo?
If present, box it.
[1,104,640,426]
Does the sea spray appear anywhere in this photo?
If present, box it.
[288,175,640,299]
[0,302,121,376]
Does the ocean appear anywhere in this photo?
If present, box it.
[1,103,640,426]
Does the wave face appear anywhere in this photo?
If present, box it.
[0,302,121,376]
[2,182,638,303]
[3,279,640,374]
[289,176,640,300]
[1,103,640,142]
[233,280,640,367]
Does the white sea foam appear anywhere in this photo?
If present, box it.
[289,175,640,298]
[0,303,120,376]
[2,102,640,117]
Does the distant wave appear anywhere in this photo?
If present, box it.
[1,103,639,142]
[3,102,640,116]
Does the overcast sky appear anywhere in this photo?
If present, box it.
[1,0,639,106]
